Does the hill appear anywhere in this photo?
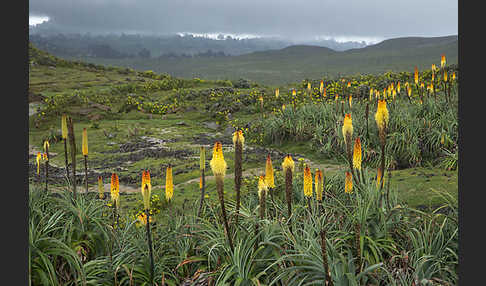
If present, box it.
[62,35,458,85]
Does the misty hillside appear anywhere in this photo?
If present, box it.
[66,35,457,85]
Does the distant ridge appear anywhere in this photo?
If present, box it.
[42,35,458,85]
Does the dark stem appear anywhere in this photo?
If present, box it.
[45,146,49,193]
[145,209,155,285]
[285,169,293,232]
[67,117,77,199]
[63,139,70,185]
[234,142,242,225]
[216,176,234,252]
[197,169,206,218]
[84,155,88,193]
[320,229,333,286]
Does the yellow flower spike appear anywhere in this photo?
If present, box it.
[210,141,227,177]
[232,130,245,147]
[142,170,152,209]
[265,154,275,188]
[375,99,389,133]
[98,176,104,199]
[414,66,419,85]
[353,137,362,171]
[200,146,205,171]
[348,95,352,108]
[303,165,313,198]
[307,82,311,91]
[282,154,295,173]
[165,166,174,202]
[432,64,436,72]
[315,169,324,201]
[137,212,152,226]
[292,89,296,96]
[376,167,386,188]
[275,88,279,98]
[110,173,120,208]
[397,82,401,93]
[61,114,68,140]
[345,171,353,194]
[282,104,286,111]
[320,80,324,94]
[407,86,412,98]
[392,89,396,100]
[443,71,448,82]
[258,175,268,200]
[342,113,353,146]
[335,94,338,101]
[82,128,88,156]
[452,72,456,81]
[36,152,42,175]
[43,140,50,152]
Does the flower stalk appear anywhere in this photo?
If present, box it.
[141,170,154,285]
[233,130,244,224]
[67,117,77,199]
[210,142,233,251]
[197,147,206,217]
[43,140,50,192]
[62,114,70,184]
[82,128,89,193]
[282,154,294,229]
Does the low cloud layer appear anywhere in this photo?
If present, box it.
[29,0,458,41]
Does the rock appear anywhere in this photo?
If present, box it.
[176,121,188,126]
[223,126,235,136]
[203,122,219,130]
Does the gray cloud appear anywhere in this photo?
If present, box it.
[29,0,458,40]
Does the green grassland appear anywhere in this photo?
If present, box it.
[29,42,457,212]
[28,43,458,286]
[68,35,458,85]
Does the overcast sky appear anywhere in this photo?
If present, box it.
[29,0,458,42]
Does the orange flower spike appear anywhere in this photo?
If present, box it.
[348,95,352,108]
[282,154,295,173]
[303,165,313,198]
[141,170,152,210]
[165,166,174,202]
[323,87,327,98]
[345,171,353,194]
[441,54,446,68]
[375,99,389,133]
[258,175,268,199]
[353,137,362,171]
[82,128,88,156]
[315,169,324,201]
[110,173,120,207]
[414,67,419,85]
[210,141,227,177]
[342,114,353,145]
[443,71,448,82]
[265,154,275,188]
[397,82,401,93]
